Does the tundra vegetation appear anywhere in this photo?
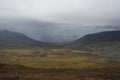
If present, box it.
[0,48,120,80]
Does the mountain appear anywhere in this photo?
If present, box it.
[67,30,120,59]
[0,18,83,43]
[68,30,120,52]
[0,30,51,48]
[73,30,120,45]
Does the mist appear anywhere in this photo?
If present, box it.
[0,0,120,43]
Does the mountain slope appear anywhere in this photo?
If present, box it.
[74,30,120,45]
[68,31,120,53]
[67,30,120,59]
[0,30,51,48]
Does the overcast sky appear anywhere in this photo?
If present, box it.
[0,0,120,43]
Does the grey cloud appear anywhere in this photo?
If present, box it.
[0,0,120,43]
[0,18,105,43]
[96,25,120,30]
[0,0,120,25]
[0,18,80,43]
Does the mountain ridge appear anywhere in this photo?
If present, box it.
[73,30,120,45]
[0,29,53,48]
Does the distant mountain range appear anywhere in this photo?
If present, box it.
[68,30,120,56]
[72,30,120,45]
[0,30,53,48]
[0,29,120,50]
[0,29,120,58]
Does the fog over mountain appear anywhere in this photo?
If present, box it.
[0,0,120,43]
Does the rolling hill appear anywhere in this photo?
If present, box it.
[74,30,120,45]
[68,31,120,57]
[0,30,51,48]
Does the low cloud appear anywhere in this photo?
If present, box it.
[0,0,120,43]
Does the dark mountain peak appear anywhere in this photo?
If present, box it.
[0,29,37,43]
[0,29,52,48]
[74,30,120,45]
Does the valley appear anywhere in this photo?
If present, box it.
[0,30,120,80]
[0,0,120,79]
[0,48,120,80]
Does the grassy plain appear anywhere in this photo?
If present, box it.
[0,48,120,80]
